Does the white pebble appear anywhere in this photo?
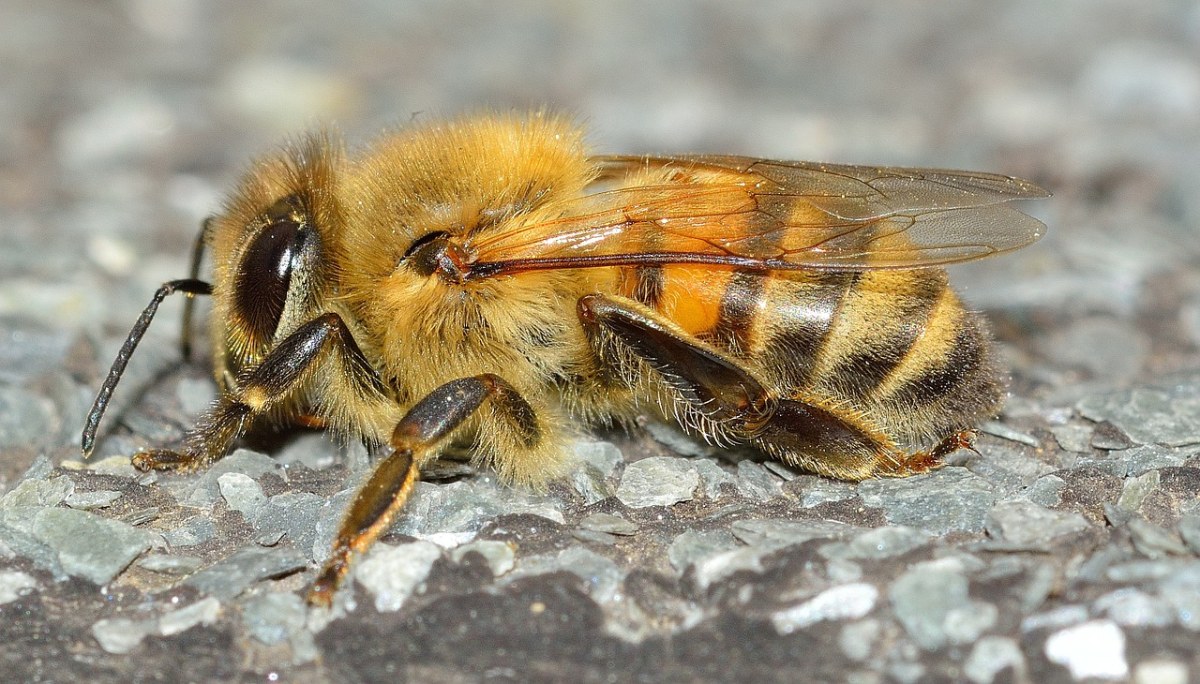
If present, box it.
[772,583,878,634]
[1044,620,1128,680]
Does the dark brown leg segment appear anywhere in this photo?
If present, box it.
[308,374,537,607]
[750,396,966,480]
[578,293,962,480]
[577,293,773,435]
[132,312,387,472]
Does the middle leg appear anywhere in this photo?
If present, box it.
[308,373,543,607]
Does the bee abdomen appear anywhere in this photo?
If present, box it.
[709,270,766,353]
[872,307,1002,440]
[754,270,1001,441]
[622,264,1002,442]
[823,272,947,400]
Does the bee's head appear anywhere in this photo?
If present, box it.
[81,133,344,455]
[207,133,343,389]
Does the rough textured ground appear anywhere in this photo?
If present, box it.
[2,2,1199,682]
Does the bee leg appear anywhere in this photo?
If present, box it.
[871,429,976,477]
[577,293,773,438]
[578,294,945,480]
[308,374,537,607]
[290,413,330,430]
[133,312,387,472]
[747,392,949,480]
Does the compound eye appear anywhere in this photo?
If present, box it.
[234,195,308,344]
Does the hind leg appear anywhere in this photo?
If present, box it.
[748,392,970,480]
[578,293,963,481]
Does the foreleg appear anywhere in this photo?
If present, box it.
[132,312,387,471]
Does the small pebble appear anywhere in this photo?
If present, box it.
[964,636,1026,684]
[796,477,857,507]
[859,468,998,534]
[92,617,154,655]
[1050,424,1093,453]
[63,490,122,510]
[735,460,783,501]
[889,562,969,651]
[1095,588,1174,627]
[137,554,204,575]
[1044,620,1128,680]
[838,619,881,662]
[0,570,37,604]
[241,592,307,646]
[1134,659,1189,684]
[1127,518,1189,558]
[771,583,878,634]
[356,541,442,612]
[572,441,624,479]
[615,457,699,508]
[27,508,154,585]
[1078,386,1200,447]
[449,540,516,577]
[184,546,308,600]
[120,507,160,526]
[985,500,1090,546]
[1,476,74,508]
[667,529,739,574]
[1179,514,1200,554]
[163,516,217,547]
[979,421,1040,447]
[821,526,932,561]
[578,512,638,536]
[692,458,735,499]
[158,597,221,636]
[218,472,267,520]
[570,463,614,505]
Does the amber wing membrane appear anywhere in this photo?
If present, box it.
[467,155,1049,276]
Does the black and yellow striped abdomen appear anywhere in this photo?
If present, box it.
[620,264,1002,447]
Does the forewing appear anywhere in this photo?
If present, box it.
[467,155,1048,276]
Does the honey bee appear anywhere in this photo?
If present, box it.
[82,112,1047,607]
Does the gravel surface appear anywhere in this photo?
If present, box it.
[2,2,1199,682]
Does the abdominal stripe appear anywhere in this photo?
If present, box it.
[710,269,765,353]
[763,271,858,388]
[887,321,983,408]
[829,274,946,401]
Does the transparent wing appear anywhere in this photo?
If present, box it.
[466,154,1048,278]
